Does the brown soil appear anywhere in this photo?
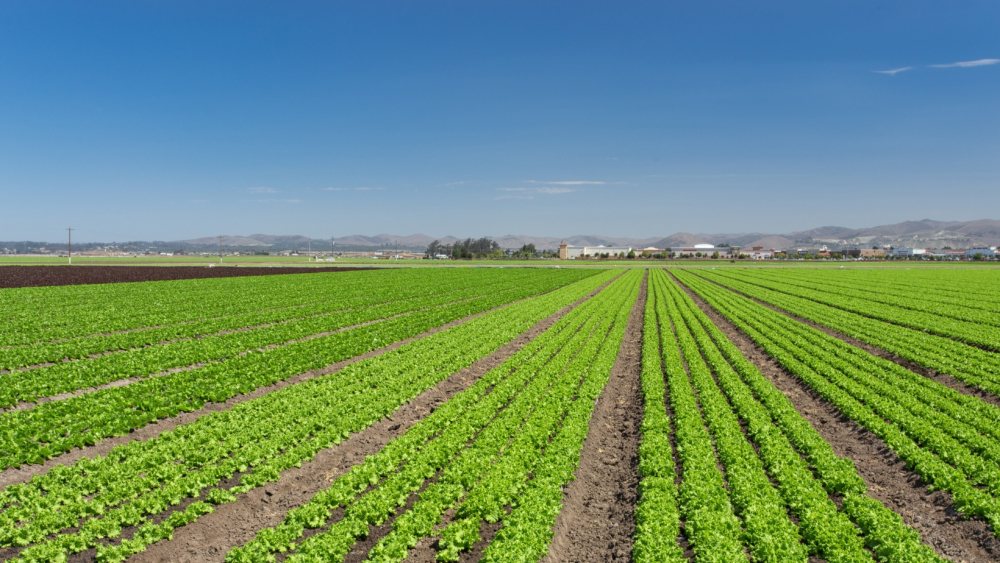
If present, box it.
[543,271,646,563]
[129,279,611,563]
[690,271,1000,408]
[671,273,1000,562]
[0,265,370,288]
[0,279,605,490]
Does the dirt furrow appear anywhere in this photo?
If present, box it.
[129,279,613,563]
[673,273,1000,563]
[543,271,645,563]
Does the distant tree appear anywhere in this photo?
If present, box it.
[711,251,720,259]
[425,240,443,258]
[515,243,537,258]
[626,249,636,259]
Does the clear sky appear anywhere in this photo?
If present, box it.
[1,1,998,242]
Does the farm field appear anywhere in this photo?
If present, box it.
[1,265,999,562]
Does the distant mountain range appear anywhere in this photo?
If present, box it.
[4,219,997,254]
[178,218,1000,251]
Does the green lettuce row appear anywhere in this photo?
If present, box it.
[632,270,684,562]
[0,271,595,470]
[1,271,615,562]
[1,269,565,368]
[696,269,1000,392]
[0,269,384,345]
[0,274,541,407]
[412,274,641,562]
[653,272,747,561]
[233,270,638,562]
[692,273,1000,456]
[227,283,607,562]
[751,268,1000,324]
[307,286,625,562]
[684,273,1000,496]
[477,272,640,561]
[676,271,1000,537]
[716,268,999,353]
[667,272,942,562]
[657,271,810,561]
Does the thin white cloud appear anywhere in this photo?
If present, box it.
[929,58,1000,68]
[322,186,385,192]
[526,179,606,186]
[873,66,912,76]
[247,186,279,194]
[498,186,576,196]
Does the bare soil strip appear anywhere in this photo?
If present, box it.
[690,271,1000,408]
[0,265,371,288]
[543,271,646,563]
[672,273,1000,562]
[130,280,611,563]
[0,278,612,490]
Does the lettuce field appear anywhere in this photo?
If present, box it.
[1,265,999,562]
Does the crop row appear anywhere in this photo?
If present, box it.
[0,269,598,469]
[706,269,1000,352]
[0,269,569,369]
[0,269,379,345]
[692,269,1000,396]
[0,271,555,408]
[660,270,941,561]
[756,269,1000,321]
[227,270,641,562]
[0,270,617,562]
[675,269,1000,537]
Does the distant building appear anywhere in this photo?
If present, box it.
[966,247,997,259]
[744,246,774,260]
[671,243,738,258]
[890,247,927,258]
[558,242,634,259]
[859,248,887,259]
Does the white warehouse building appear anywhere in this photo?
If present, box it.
[558,242,634,259]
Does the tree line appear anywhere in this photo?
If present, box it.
[425,238,545,259]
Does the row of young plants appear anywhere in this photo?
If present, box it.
[661,271,942,562]
[707,269,1000,352]
[0,269,599,470]
[631,271,684,562]
[0,272,550,408]
[757,269,1000,323]
[813,269,1000,308]
[0,269,381,346]
[0,270,618,562]
[674,269,1000,538]
[0,269,569,369]
[693,269,1000,396]
[226,270,641,562]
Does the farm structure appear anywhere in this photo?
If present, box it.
[0,265,998,561]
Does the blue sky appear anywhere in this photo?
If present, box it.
[1,1,998,242]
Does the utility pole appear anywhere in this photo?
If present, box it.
[218,235,223,264]
[67,227,74,265]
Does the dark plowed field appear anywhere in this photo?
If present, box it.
[0,265,371,288]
